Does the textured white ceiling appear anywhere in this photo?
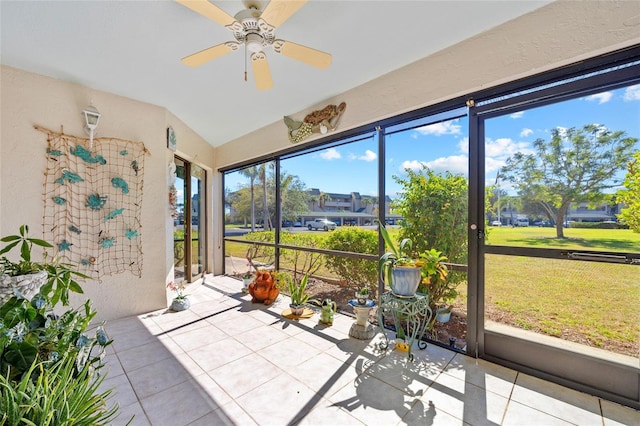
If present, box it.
[1,1,550,147]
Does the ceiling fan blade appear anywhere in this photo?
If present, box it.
[259,0,306,29]
[181,42,239,67]
[176,0,236,27]
[251,52,273,91]
[272,40,331,70]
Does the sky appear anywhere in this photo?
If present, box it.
[224,84,640,200]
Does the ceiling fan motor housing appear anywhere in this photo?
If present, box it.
[230,7,274,53]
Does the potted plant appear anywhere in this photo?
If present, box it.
[288,274,311,316]
[0,225,110,382]
[167,280,190,311]
[1,225,86,305]
[436,304,453,323]
[377,221,423,297]
[417,248,456,315]
[355,286,370,305]
[395,324,409,352]
[241,271,254,291]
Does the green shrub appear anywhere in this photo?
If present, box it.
[279,232,325,283]
[0,355,119,425]
[322,227,378,297]
[569,221,620,229]
[0,295,111,382]
[393,167,468,265]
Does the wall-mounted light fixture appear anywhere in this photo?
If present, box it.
[82,104,101,149]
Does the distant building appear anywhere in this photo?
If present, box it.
[302,188,394,226]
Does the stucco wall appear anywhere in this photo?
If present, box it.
[0,65,215,321]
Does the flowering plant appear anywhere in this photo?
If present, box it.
[167,281,187,300]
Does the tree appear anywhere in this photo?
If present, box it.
[258,164,271,230]
[617,151,640,233]
[501,125,637,238]
[393,167,468,265]
[239,166,259,231]
[280,172,309,225]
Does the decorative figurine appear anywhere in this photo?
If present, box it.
[319,298,337,326]
[248,270,279,305]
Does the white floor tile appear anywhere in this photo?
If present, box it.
[502,400,573,426]
[235,374,324,425]
[511,373,602,425]
[209,352,284,399]
[329,373,416,426]
[101,277,636,426]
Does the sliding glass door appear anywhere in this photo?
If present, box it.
[173,157,206,282]
[473,73,639,405]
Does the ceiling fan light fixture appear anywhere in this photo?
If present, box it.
[245,33,264,53]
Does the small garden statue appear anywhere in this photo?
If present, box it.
[319,298,337,326]
[249,270,279,305]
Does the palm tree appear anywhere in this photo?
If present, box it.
[318,192,331,210]
[259,164,271,230]
[239,166,259,231]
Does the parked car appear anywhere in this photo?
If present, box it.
[490,220,502,226]
[307,219,336,231]
[293,221,302,227]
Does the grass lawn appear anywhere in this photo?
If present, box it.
[485,226,640,252]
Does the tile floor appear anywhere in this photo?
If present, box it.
[100,275,640,425]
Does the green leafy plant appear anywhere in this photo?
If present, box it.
[0,355,120,425]
[0,295,111,381]
[392,167,468,265]
[288,274,311,306]
[0,225,52,276]
[167,280,188,300]
[0,226,108,382]
[417,249,457,313]
[357,286,369,297]
[1,225,86,305]
[323,227,378,297]
[377,221,422,290]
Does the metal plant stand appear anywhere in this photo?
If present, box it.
[377,291,432,361]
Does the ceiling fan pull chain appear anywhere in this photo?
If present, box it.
[244,40,248,82]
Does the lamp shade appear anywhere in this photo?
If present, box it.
[82,105,101,129]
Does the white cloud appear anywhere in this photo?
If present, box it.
[555,126,569,140]
[415,119,461,136]
[485,157,505,174]
[402,156,468,175]
[485,137,533,158]
[585,91,613,104]
[401,160,426,172]
[623,84,640,101]
[320,148,341,160]
[358,150,377,162]
[458,137,469,154]
[520,128,533,138]
[426,155,468,175]
[509,111,524,119]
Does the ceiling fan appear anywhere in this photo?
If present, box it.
[176,0,332,90]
